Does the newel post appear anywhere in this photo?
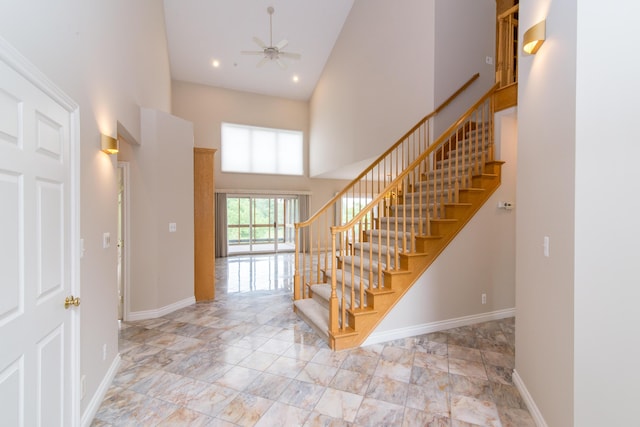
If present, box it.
[293,225,301,300]
[328,229,339,334]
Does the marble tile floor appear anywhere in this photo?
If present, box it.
[92,253,535,426]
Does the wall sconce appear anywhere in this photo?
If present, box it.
[523,20,546,55]
[101,134,118,154]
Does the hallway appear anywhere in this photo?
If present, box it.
[92,254,533,426]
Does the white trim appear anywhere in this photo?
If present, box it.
[217,188,312,196]
[513,369,548,427]
[0,35,82,427]
[80,355,121,427]
[117,120,140,146]
[117,162,132,322]
[362,308,515,346]
[127,296,196,321]
[0,37,78,110]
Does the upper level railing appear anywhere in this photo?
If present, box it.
[496,4,519,88]
[292,73,484,302]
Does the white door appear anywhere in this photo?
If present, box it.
[0,39,80,426]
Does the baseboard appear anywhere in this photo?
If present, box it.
[126,296,196,321]
[513,369,548,427]
[81,354,121,427]
[362,308,515,346]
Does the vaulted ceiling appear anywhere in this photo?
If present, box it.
[163,0,355,101]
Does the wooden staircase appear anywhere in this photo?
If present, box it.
[293,81,503,350]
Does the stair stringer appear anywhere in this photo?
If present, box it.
[328,161,505,350]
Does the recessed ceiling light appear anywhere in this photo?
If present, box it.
[212,59,220,68]
[292,75,299,83]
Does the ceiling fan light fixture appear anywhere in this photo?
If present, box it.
[240,6,301,68]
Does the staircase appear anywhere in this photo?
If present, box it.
[293,79,504,350]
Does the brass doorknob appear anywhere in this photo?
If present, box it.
[64,295,80,309]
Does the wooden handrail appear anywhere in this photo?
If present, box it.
[434,72,480,115]
[333,83,499,233]
[296,72,480,229]
[498,4,519,20]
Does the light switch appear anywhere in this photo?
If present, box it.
[543,236,550,257]
[103,232,110,249]
[169,222,177,232]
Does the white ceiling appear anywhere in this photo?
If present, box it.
[163,0,355,101]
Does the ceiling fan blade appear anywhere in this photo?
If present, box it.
[257,57,270,68]
[276,58,287,69]
[241,50,265,56]
[253,37,267,49]
[276,39,288,50]
[280,52,301,60]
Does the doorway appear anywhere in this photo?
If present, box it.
[117,162,130,322]
[226,195,298,255]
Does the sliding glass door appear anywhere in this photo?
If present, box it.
[227,195,298,255]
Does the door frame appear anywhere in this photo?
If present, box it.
[0,36,81,425]
[117,162,131,321]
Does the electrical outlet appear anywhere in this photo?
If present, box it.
[102,232,110,249]
[482,293,487,304]
[169,222,177,232]
[498,201,514,210]
[485,56,494,65]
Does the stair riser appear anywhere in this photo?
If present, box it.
[413,180,463,191]
[402,192,457,204]
[387,207,443,218]
[472,174,499,188]
[436,158,487,171]
[458,190,486,204]
[339,262,386,284]
[324,272,369,293]
[429,220,459,236]
[312,289,366,313]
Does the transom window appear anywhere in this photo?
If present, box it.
[221,122,303,176]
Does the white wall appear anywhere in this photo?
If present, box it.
[0,0,172,417]
[433,0,496,135]
[369,108,517,341]
[515,1,577,426]
[309,0,435,179]
[118,109,195,313]
[171,80,349,214]
[573,2,640,426]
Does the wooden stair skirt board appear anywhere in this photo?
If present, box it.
[294,160,504,351]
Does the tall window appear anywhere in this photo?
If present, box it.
[221,123,303,176]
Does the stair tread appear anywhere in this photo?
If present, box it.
[324,269,371,291]
[293,299,328,337]
[352,242,397,257]
[311,283,365,307]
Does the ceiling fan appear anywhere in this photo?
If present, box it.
[241,6,301,69]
